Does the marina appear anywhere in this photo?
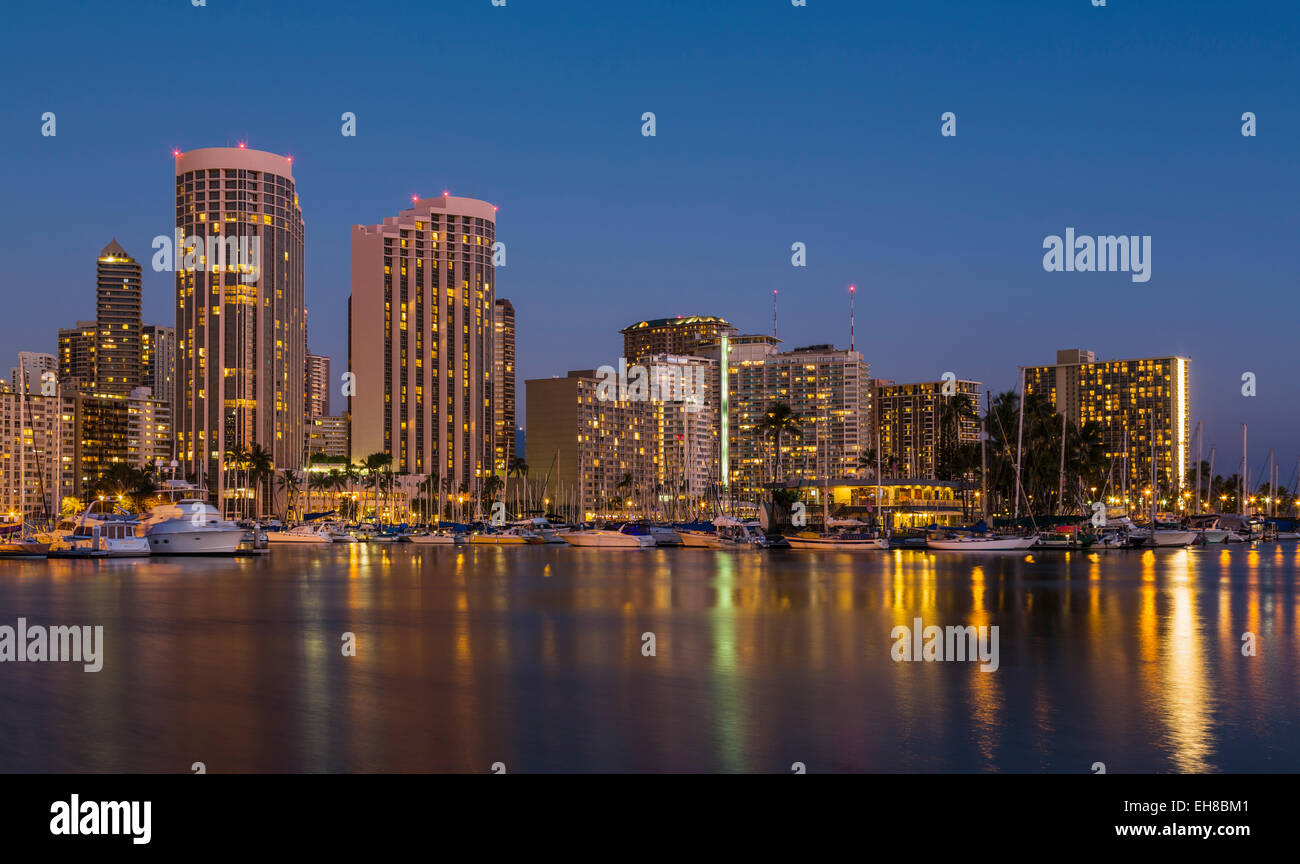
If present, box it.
[3,541,1298,773]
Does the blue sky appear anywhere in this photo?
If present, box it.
[2,0,1297,482]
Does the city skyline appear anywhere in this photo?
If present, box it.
[3,0,1296,479]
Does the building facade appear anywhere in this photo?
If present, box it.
[306,352,330,418]
[0,391,64,519]
[872,378,982,481]
[1023,348,1191,495]
[349,195,497,486]
[174,146,307,496]
[307,415,349,459]
[525,370,654,517]
[57,321,97,391]
[493,298,515,476]
[95,240,142,395]
[620,315,738,364]
[141,324,176,417]
[703,340,871,498]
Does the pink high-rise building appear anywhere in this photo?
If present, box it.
[349,195,497,487]
[174,146,306,498]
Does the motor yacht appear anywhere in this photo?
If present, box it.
[142,481,244,555]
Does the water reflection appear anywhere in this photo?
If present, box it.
[0,544,1297,772]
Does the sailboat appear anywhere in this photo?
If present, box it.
[1128,413,1195,548]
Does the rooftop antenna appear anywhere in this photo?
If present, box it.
[849,284,856,352]
[772,289,778,339]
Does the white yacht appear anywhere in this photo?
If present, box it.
[561,524,656,548]
[268,524,335,544]
[712,517,772,549]
[142,484,244,555]
[408,530,462,545]
[927,533,1038,551]
[49,514,151,558]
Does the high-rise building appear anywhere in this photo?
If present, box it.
[1023,348,1191,495]
[620,315,738,364]
[305,352,330,418]
[141,324,176,415]
[493,298,515,475]
[698,340,871,497]
[0,391,64,519]
[349,195,497,485]
[175,146,306,496]
[526,355,720,517]
[526,370,654,516]
[95,240,142,395]
[307,415,349,459]
[128,386,172,465]
[872,378,982,480]
[57,321,97,391]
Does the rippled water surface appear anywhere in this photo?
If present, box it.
[1,543,1297,772]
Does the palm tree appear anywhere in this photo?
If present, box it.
[248,443,273,519]
[275,470,302,521]
[508,457,529,515]
[483,474,505,521]
[225,444,248,519]
[755,402,802,486]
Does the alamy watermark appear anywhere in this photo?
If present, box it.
[1042,228,1151,283]
[891,617,999,672]
[0,617,103,672]
[151,230,261,284]
[595,359,707,412]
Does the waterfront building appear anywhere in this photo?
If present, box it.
[349,194,498,487]
[0,391,64,519]
[141,324,176,416]
[493,298,515,475]
[872,378,982,480]
[307,415,349,459]
[620,315,737,364]
[127,386,172,465]
[776,477,969,528]
[1023,348,1190,495]
[525,370,654,517]
[95,240,143,395]
[174,146,307,498]
[696,338,870,498]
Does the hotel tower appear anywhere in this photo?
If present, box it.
[349,195,500,487]
[174,146,306,496]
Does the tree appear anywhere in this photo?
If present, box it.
[755,402,802,486]
[248,443,273,518]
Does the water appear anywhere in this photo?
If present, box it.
[1,544,1297,773]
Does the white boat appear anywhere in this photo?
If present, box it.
[143,489,244,555]
[509,518,568,543]
[1128,527,1198,548]
[408,530,461,545]
[713,516,772,549]
[927,533,1038,551]
[785,525,887,550]
[268,524,335,544]
[50,518,151,558]
[679,529,725,548]
[561,524,656,548]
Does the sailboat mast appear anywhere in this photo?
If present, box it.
[1057,412,1066,516]
[1014,367,1025,520]
[1149,411,1157,525]
[1194,421,1202,515]
[980,392,989,521]
[1207,446,1215,514]
[1241,424,1247,516]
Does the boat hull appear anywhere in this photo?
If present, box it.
[147,528,244,555]
[928,537,1037,551]
[561,532,654,548]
